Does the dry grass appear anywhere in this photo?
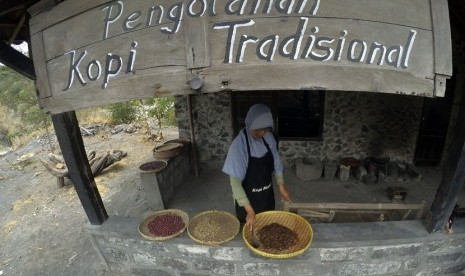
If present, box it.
[0,105,24,149]
[76,107,111,126]
[10,128,47,149]
[0,104,54,149]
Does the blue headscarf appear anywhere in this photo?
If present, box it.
[222,104,283,181]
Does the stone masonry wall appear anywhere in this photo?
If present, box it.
[175,92,424,170]
[88,217,465,276]
[175,93,233,171]
[324,92,423,161]
[277,91,423,167]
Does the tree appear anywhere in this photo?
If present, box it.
[107,101,138,124]
[0,66,50,144]
[142,97,175,141]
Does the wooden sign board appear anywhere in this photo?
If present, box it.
[29,0,452,114]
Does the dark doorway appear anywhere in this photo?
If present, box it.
[414,76,456,166]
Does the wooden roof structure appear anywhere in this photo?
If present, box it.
[0,0,464,233]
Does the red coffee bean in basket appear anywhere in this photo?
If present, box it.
[148,213,185,237]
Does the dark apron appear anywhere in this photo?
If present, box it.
[235,128,275,222]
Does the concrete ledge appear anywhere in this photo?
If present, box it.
[86,217,465,275]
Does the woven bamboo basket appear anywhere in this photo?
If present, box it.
[242,211,313,259]
[138,160,168,173]
[152,142,183,159]
[139,209,189,241]
[187,210,240,246]
[164,139,191,146]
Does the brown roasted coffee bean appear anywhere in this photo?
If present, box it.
[257,223,298,252]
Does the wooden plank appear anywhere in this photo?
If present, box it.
[41,69,193,114]
[29,0,111,35]
[185,15,211,69]
[430,0,453,76]
[205,0,432,30]
[430,0,453,97]
[42,18,187,64]
[51,111,108,225]
[0,41,36,80]
[319,0,432,30]
[44,27,186,95]
[38,1,433,61]
[28,0,59,17]
[286,202,427,211]
[30,32,51,99]
[199,64,435,97]
[30,0,433,39]
[29,0,439,113]
[424,88,465,232]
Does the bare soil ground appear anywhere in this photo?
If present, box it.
[0,125,178,276]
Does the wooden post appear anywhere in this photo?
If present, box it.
[51,111,108,225]
[424,91,465,232]
[187,95,200,177]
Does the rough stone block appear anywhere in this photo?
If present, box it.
[371,244,422,259]
[284,262,333,275]
[212,247,243,261]
[133,268,174,276]
[243,263,279,275]
[133,252,157,266]
[404,259,420,270]
[427,252,462,264]
[295,157,323,181]
[161,257,190,271]
[193,260,236,275]
[339,261,402,276]
[443,263,465,274]
[177,244,210,258]
[415,267,442,276]
[105,247,130,262]
[320,247,369,262]
[139,240,170,253]
[425,241,443,253]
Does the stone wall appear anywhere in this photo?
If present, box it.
[139,149,191,211]
[87,217,465,275]
[175,93,233,171]
[280,91,423,167]
[175,91,424,170]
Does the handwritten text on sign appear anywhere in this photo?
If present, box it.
[63,0,417,91]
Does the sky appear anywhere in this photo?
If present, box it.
[0,41,29,66]
[12,41,29,55]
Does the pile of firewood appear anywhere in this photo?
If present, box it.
[40,150,127,187]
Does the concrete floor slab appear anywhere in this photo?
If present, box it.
[168,166,465,221]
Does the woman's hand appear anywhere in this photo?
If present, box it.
[244,204,256,230]
[278,183,292,202]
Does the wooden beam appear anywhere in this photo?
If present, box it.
[8,14,26,44]
[51,111,108,225]
[424,89,465,232]
[283,202,427,211]
[430,0,453,97]
[0,2,28,17]
[0,40,36,80]
[187,95,199,177]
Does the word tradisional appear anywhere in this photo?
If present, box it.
[213,18,417,67]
